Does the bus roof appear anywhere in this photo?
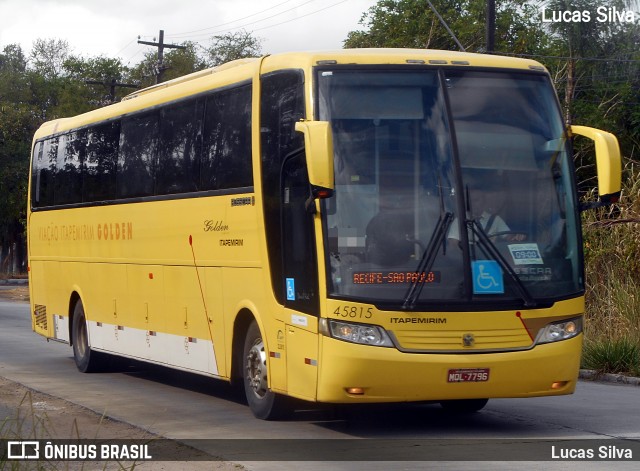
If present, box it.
[260,48,546,73]
[33,49,547,140]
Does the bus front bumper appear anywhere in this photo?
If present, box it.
[316,334,582,403]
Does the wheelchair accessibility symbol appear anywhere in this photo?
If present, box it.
[472,260,504,294]
[286,278,296,301]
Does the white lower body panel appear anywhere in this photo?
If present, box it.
[86,320,219,376]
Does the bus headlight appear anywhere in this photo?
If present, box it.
[320,319,393,347]
[536,317,582,344]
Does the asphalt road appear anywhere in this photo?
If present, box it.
[1,298,639,470]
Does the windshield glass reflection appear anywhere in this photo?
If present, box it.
[318,68,581,308]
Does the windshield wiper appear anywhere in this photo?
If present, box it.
[402,211,453,310]
[469,220,537,308]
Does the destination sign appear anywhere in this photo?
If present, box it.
[352,271,441,285]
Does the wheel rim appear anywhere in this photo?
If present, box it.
[76,317,88,358]
[246,338,268,399]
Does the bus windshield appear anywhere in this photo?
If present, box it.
[318,68,581,308]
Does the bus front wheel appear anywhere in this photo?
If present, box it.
[71,300,106,373]
[242,320,289,420]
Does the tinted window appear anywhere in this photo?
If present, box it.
[118,112,158,198]
[260,70,306,306]
[32,83,255,209]
[84,121,120,202]
[157,99,202,194]
[54,131,85,205]
[32,141,51,207]
[32,138,58,207]
[202,84,253,190]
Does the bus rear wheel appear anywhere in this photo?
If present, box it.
[72,300,106,373]
[242,320,289,420]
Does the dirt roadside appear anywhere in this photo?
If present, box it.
[0,289,244,470]
[0,286,29,303]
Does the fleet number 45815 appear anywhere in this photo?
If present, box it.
[333,305,373,319]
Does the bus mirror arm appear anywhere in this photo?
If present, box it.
[570,125,622,208]
[305,193,317,214]
[295,121,335,196]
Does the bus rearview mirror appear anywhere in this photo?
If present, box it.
[295,121,335,197]
[571,125,622,205]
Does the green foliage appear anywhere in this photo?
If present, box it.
[582,337,640,376]
[582,162,640,376]
[204,31,263,67]
[129,41,207,89]
[582,165,640,337]
[0,31,263,273]
[0,45,36,261]
[344,0,550,54]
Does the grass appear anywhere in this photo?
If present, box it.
[581,159,640,377]
[1,391,54,470]
[0,389,140,470]
[582,337,640,377]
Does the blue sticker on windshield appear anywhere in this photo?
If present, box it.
[286,278,296,301]
[472,261,504,294]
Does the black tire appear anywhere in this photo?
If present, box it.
[71,300,106,373]
[440,398,489,414]
[242,320,289,420]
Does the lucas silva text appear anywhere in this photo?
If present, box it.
[542,6,637,23]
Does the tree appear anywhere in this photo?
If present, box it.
[162,42,207,80]
[539,1,640,191]
[203,31,263,67]
[344,0,549,55]
[0,45,34,274]
[29,39,72,79]
[65,55,134,107]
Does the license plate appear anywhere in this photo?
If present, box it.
[447,368,490,383]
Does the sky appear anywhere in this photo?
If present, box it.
[0,0,378,66]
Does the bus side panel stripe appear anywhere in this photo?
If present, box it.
[87,321,219,375]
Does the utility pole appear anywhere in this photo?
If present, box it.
[137,29,187,84]
[85,78,139,103]
[486,0,496,53]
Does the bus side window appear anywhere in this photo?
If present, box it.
[118,112,158,199]
[157,98,202,195]
[84,121,119,203]
[55,130,86,206]
[33,137,58,207]
[31,141,45,207]
[202,83,253,191]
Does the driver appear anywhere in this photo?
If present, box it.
[448,177,525,243]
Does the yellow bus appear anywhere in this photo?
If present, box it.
[28,49,621,419]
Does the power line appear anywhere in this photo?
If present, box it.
[168,0,317,40]
[251,0,348,33]
[138,30,187,84]
[114,38,137,58]
[85,78,139,103]
[166,0,293,39]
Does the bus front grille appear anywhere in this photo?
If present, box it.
[391,327,533,352]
